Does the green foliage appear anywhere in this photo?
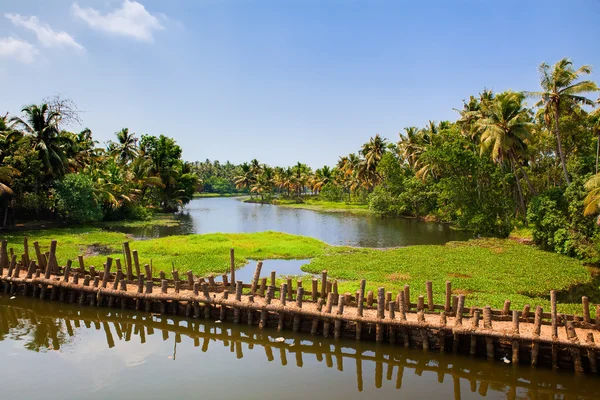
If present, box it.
[318,182,343,202]
[1,229,592,313]
[54,174,102,223]
[528,180,600,263]
[202,176,235,194]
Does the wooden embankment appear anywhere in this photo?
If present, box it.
[1,239,600,374]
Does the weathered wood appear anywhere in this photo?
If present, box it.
[426,281,434,311]
[376,287,385,341]
[444,281,451,313]
[311,297,325,335]
[417,295,424,312]
[582,296,590,324]
[322,292,334,338]
[403,285,411,311]
[311,278,318,302]
[566,322,584,373]
[251,261,263,294]
[551,290,558,338]
[367,290,374,308]
[502,300,511,316]
[334,296,345,339]
[287,278,293,301]
[585,332,597,373]
[123,242,133,281]
[512,310,520,364]
[531,306,543,366]
[293,287,304,332]
[321,270,327,299]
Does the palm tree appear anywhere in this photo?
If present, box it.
[110,128,139,164]
[10,104,69,178]
[251,166,273,202]
[528,58,599,184]
[312,165,333,193]
[584,174,600,219]
[476,91,535,216]
[0,113,23,163]
[234,163,254,192]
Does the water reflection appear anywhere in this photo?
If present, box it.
[107,197,472,248]
[1,296,598,399]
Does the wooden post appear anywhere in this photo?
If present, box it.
[22,237,30,267]
[531,306,543,366]
[551,290,558,338]
[376,287,385,341]
[321,270,327,299]
[287,278,293,301]
[262,272,273,292]
[251,261,263,294]
[229,248,235,286]
[334,296,345,339]
[145,281,153,312]
[417,295,424,312]
[502,300,511,316]
[470,311,480,356]
[439,312,447,352]
[451,296,458,316]
[511,310,520,365]
[367,290,374,307]
[311,278,318,301]
[455,295,465,326]
[259,287,274,329]
[582,296,590,324]
[234,281,243,323]
[403,285,410,311]
[356,279,366,340]
[322,293,334,338]
[293,287,304,332]
[102,258,113,288]
[566,321,584,373]
[444,281,451,313]
[123,242,133,281]
[426,281,434,312]
[132,250,140,278]
[585,333,597,373]
[311,298,325,335]
[260,277,267,297]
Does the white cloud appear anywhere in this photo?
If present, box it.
[5,14,84,51]
[0,37,38,64]
[72,0,164,42]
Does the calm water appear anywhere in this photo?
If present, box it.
[1,295,598,400]
[109,197,471,248]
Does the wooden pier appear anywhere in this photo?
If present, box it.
[1,239,600,374]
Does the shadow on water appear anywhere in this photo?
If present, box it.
[1,295,599,399]
[556,266,600,304]
[105,198,472,248]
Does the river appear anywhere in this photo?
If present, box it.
[1,295,597,399]
[108,197,471,248]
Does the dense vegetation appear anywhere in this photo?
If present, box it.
[0,98,198,224]
[0,229,591,315]
[2,58,600,265]
[211,58,600,264]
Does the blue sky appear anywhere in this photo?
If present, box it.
[1,0,599,168]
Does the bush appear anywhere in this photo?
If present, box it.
[368,186,398,215]
[319,183,343,202]
[54,174,103,223]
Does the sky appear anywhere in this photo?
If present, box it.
[0,0,599,168]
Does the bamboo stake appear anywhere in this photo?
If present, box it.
[251,261,263,294]
[426,281,434,312]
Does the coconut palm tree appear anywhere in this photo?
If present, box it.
[110,128,139,165]
[528,58,599,184]
[475,91,535,216]
[234,162,254,192]
[312,165,333,193]
[10,103,69,178]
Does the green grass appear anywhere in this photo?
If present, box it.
[98,214,182,228]
[1,228,593,315]
[303,238,592,315]
[193,192,247,198]
[270,199,371,215]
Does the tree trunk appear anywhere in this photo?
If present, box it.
[511,158,527,221]
[554,102,570,185]
[596,127,600,175]
[517,164,537,195]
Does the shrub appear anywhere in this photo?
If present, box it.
[54,174,103,223]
